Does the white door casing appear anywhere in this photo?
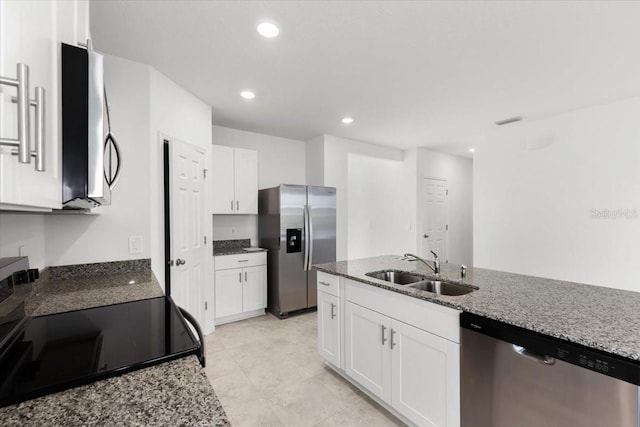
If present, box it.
[170,139,206,328]
[421,177,448,262]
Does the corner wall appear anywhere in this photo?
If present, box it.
[474,96,640,291]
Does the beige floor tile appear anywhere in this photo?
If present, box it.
[204,311,404,427]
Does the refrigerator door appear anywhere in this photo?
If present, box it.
[276,185,308,314]
[307,186,337,308]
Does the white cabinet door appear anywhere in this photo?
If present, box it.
[242,265,266,312]
[211,144,235,214]
[215,268,243,318]
[391,319,460,427]
[233,148,258,214]
[0,0,65,210]
[345,301,392,403]
[318,291,341,367]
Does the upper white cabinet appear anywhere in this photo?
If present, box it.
[211,144,258,214]
[0,0,89,211]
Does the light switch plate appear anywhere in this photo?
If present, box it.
[129,236,143,254]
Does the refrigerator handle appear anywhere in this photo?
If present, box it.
[303,204,310,271]
[308,205,314,269]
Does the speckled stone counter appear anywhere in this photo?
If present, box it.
[213,238,267,256]
[314,255,640,361]
[0,356,230,426]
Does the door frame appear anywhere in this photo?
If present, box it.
[419,176,448,262]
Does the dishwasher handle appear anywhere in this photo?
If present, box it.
[512,345,555,365]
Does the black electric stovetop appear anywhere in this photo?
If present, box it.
[0,296,201,407]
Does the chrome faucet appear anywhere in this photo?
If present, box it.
[403,251,440,275]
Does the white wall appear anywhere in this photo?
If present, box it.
[306,135,325,186]
[45,55,151,266]
[348,153,416,259]
[0,214,46,270]
[474,96,640,291]
[322,135,405,260]
[211,126,306,245]
[149,68,213,289]
[212,125,306,189]
[417,149,473,266]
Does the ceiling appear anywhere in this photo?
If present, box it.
[90,1,640,154]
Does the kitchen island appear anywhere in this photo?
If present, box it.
[315,255,640,360]
[0,259,230,426]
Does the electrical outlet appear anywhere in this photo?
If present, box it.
[129,236,143,254]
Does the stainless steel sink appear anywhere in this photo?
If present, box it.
[410,280,477,296]
[366,270,427,285]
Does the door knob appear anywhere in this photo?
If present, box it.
[176,259,186,266]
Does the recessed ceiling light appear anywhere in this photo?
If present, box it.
[240,91,255,100]
[341,117,354,124]
[257,21,280,38]
[469,148,475,153]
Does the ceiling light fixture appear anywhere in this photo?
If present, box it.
[495,116,523,126]
[257,21,280,38]
[469,148,476,153]
[341,117,354,124]
[240,91,255,100]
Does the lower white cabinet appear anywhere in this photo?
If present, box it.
[319,273,461,427]
[318,291,341,367]
[214,252,266,324]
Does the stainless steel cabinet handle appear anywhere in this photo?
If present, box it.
[244,271,247,282]
[236,200,239,211]
[238,259,249,262]
[512,345,555,365]
[239,272,242,283]
[319,281,330,286]
[330,303,336,319]
[231,200,234,211]
[381,325,387,345]
[0,64,31,165]
[10,86,45,171]
[390,329,396,349]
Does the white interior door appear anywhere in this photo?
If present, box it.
[170,139,206,328]
[421,177,448,262]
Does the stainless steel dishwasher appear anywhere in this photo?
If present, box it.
[461,312,639,427]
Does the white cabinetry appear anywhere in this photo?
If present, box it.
[319,273,461,427]
[214,252,266,324]
[211,144,258,214]
[317,272,341,367]
[0,0,88,211]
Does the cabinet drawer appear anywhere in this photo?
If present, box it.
[317,271,340,297]
[214,252,266,270]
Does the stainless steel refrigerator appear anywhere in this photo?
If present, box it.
[258,185,336,318]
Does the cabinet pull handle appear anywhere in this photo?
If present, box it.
[381,325,387,345]
[245,272,247,282]
[236,200,239,211]
[0,64,32,166]
[319,281,330,286]
[10,86,45,171]
[231,200,234,211]
[390,329,396,349]
[238,259,248,263]
[239,272,242,283]
[330,303,336,319]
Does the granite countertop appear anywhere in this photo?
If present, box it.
[1,356,229,426]
[314,255,640,361]
[213,247,267,256]
[0,259,229,425]
[212,238,267,256]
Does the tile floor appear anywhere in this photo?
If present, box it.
[204,311,405,427]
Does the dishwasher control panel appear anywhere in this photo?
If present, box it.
[461,312,640,386]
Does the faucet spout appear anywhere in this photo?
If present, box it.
[403,252,440,275]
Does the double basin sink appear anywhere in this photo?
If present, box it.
[365,270,477,296]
